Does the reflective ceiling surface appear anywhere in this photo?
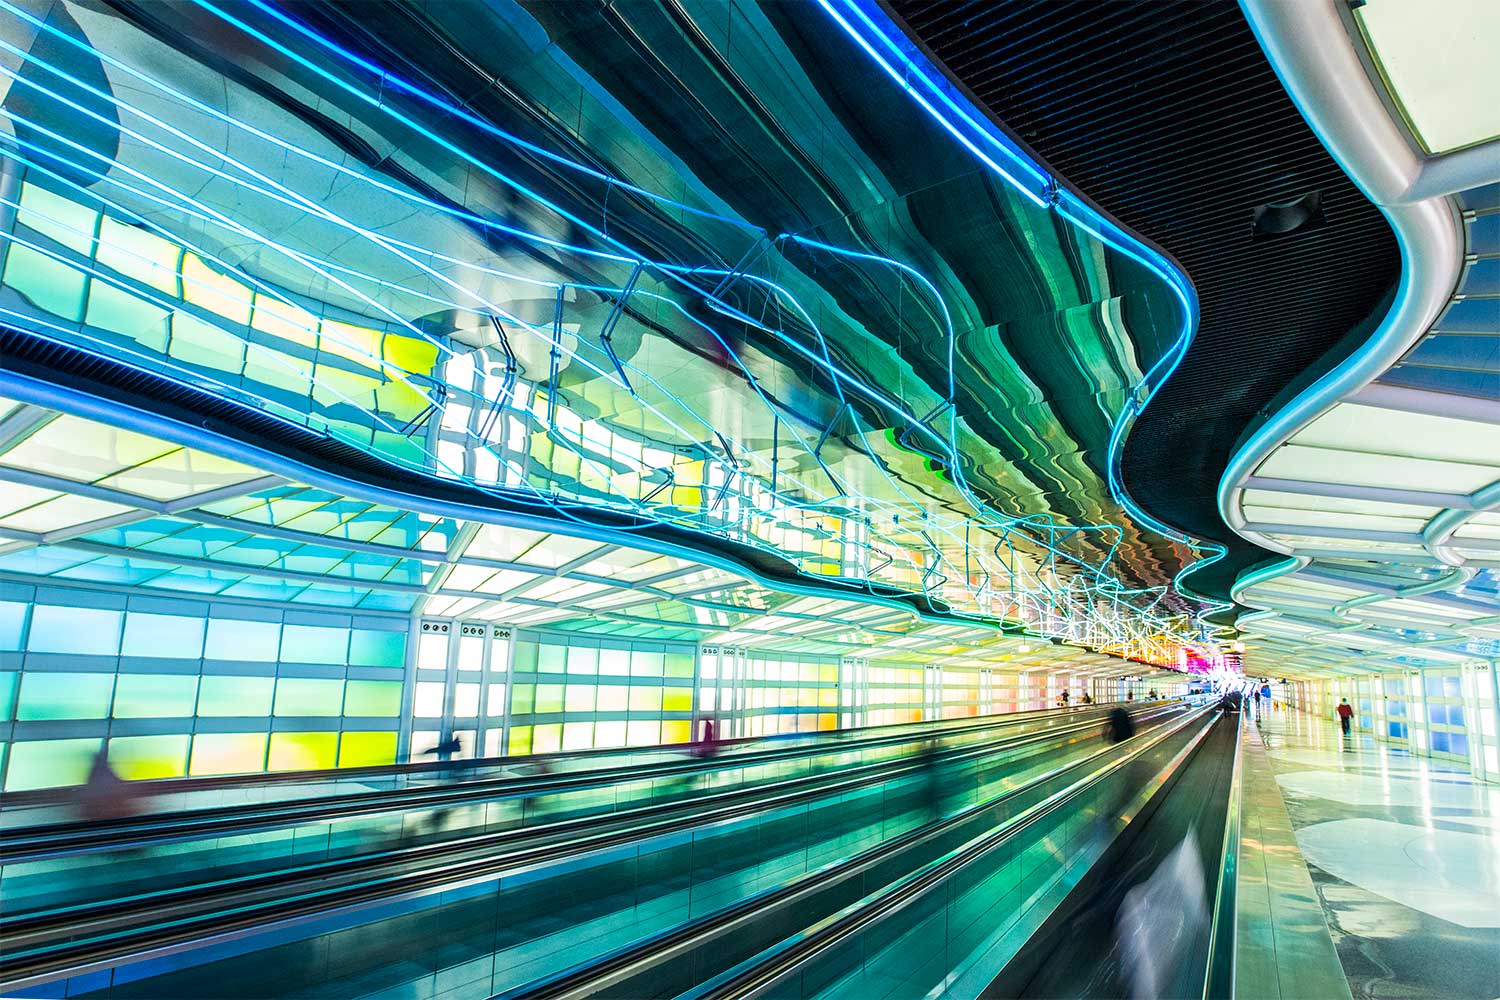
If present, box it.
[0,0,1212,659]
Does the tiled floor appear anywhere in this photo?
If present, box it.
[1253,705,1500,1000]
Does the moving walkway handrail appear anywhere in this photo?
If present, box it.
[1203,708,1245,1000]
[0,700,1105,809]
[0,704,1187,991]
[0,703,1139,862]
[501,704,1216,1000]
[681,705,1220,1000]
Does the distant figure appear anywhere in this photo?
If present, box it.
[1126,691,1134,703]
[1106,707,1136,744]
[1057,690,1070,708]
[1220,688,1241,715]
[1251,687,1261,714]
[77,750,140,822]
[1081,692,1094,706]
[1147,688,1158,700]
[691,718,722,758]
[1336,698,1354,736]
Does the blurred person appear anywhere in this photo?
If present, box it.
[1336,697,1353,736]
[1081,692,1094,706]
[1147,688,1158,700]
[1115,831,1208,999]
[691,717,722,759]
[917,737,943,822]
[1105,706,1135,744]
[77,749,142,822]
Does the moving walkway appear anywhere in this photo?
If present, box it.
[0,700,1238,999]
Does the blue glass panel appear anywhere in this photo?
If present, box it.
[1470,211,1500,255]
[1379,366,1500,398]
[1404,335,1499,372]
[1387,722,1408,739]
[27,605,122,656]
[1433,296,1498,334]
[1431,731,1451,754]
[1449,733,1469,757]
[1461,257,1499,296]
[280,624,349,664]
[121,612,206,658]
[204,618,281,661]
[0,601,26,650]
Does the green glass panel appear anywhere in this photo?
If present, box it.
[350,629,406,667]
[268,731,338,771]
[272,677,344,717]
[108,734,189,780]
[4,244,87,321]
[168,312,246,374]
[16,672,114,720]
[4,738,102,791]
[338,730,397,767]
[510,641,538,673]
[509,683,534,714]
[189,733,267,776]
[343,679,401,717]
[536,644,566,673]
[534,683,564,714]
[664,652,695,679]
[197,675,274,716]
[0,672,16,719]
[112,673,198,718]
[17,181,98,254]
[86,281,170,352]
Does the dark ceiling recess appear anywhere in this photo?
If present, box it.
[889,0,1401,603]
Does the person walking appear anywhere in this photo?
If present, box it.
[1336,698,1354,736]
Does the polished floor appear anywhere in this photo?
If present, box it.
[1254,704,1500,1000]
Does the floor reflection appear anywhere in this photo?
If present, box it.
[1255,707,1500,1000]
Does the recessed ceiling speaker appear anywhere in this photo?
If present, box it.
[1251,190,1325,238]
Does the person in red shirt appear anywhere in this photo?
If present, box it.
[1336,698,1354,736]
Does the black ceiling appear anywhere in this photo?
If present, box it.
[889,0,1402,603]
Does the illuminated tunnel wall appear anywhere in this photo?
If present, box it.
[0,574,1186,791]
[0,578,407,790]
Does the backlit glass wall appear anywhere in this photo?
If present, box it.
[0,579,407,791]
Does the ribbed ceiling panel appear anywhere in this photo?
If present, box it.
[892,0,1402,600]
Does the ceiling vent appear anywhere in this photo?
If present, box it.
[1252,191,1325,238]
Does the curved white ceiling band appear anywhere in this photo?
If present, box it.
[1223,0,1499,676]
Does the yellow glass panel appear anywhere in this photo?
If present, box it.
[312,363,381,410]
[662,690,692,713]
[508,725,533,756]
[250,292,318,347]
[189,733,267,776]
[17,182,98,253]
[319,319,383,366]
[338,731,397,767]
[661,720,691,745]
[97,217,180,294]
[383,334,439,375]
[818,714,837,731]
[181,253,252,324]
[108,734,189,780]
[268,731,338,771]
